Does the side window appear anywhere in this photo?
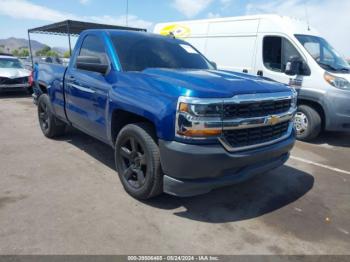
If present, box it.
[263,36,309,75]
[263,36,282,72]
[78,35,108,65]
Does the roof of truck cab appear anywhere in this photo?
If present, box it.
[103,29,186,40]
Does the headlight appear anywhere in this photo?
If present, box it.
[179,102,222,117]
[176,97,223,139]
[290,87,298,108]
[324,72,350,90]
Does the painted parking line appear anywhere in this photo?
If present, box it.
[290,155,350,175]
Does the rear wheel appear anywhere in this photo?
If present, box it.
[295,105,321,141]
[115,123,163,199]
[37,94,66,138]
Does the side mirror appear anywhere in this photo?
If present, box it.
[76,56,109,75]
[285,56,303,76]
[210,61,217,70]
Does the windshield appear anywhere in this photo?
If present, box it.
[295,34,350,73]
[111,33,214,72]
[0,58,24,69]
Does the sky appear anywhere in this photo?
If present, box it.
[0,0,349,56]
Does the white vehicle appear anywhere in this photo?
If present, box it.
[0,54,33,93]
[154,15,350,141]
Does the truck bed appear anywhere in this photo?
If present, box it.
[37,62,68,121]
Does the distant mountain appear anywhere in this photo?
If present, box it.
[52,47,68,55]
[0,37,67,55]
[0,37,46,53]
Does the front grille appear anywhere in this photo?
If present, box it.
[223,121,290,148]
[0,77,29,85]
[223,99,291,118]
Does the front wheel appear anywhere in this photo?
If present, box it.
[115,123,163,200]
[294,105,321,141]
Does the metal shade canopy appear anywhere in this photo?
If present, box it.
[28,19,146,36]
[27,19,146,65]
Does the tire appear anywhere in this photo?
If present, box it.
[115,123,163,200]
[37,94,66,138]
[295,104,322,141]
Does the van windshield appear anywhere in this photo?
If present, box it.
[111,33,214,72]
[295,34,350,73]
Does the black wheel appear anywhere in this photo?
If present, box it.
[294,105,322,141]
[37,94,66,138]
[115,123,163,199]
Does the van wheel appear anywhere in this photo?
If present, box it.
[295,105,321,141]
[115,123,163,200]
[37,94,66,138]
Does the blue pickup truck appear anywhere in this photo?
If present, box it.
[34,29,297,199]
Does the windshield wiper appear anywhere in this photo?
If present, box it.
[340,67,350,72]
[318,62,338,71]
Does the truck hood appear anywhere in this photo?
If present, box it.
[0,68,31,79]
[139,68,291,98]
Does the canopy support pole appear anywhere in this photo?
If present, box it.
[28,30,34,67]
[66,21,72,56]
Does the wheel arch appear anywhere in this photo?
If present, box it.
[38,81,48,94]
[110,109,158,145]
[297,98,326,130]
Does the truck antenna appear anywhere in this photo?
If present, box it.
[167,32,176,39]
[304,2,311,31]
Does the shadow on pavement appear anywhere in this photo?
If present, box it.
[58,127,116,169]
[58,127,314,223]
[303,131,350,148]
[145,165,314,223]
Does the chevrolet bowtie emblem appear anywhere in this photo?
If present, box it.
[267,115,280,126]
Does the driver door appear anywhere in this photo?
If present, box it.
[254,34,310,89]
[64,34,111,141]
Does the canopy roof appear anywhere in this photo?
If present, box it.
[28,20,146,36]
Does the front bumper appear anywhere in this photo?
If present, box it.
[324,89,350,131]
[159,133,295,197]
[0,84,31,92]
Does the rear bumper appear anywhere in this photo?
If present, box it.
[159,133,295,197]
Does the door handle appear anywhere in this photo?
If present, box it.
[67,75,75,81]
[70,83,95,94]
[257,70,263,77]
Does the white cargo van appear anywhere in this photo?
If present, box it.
[154,15,350,141]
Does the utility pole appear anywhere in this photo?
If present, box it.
[126,0,129,26]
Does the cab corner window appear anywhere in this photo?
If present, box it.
[263,36,310,76]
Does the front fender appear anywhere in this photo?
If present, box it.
[298,87,329,121]
[107,86,177,143]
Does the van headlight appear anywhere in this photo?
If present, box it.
[324,72,350,90]
[176,97,223,138]
[290,87,298,108]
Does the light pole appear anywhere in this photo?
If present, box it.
[126,0,129,26]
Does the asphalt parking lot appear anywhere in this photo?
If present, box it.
[0,94,349,255]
